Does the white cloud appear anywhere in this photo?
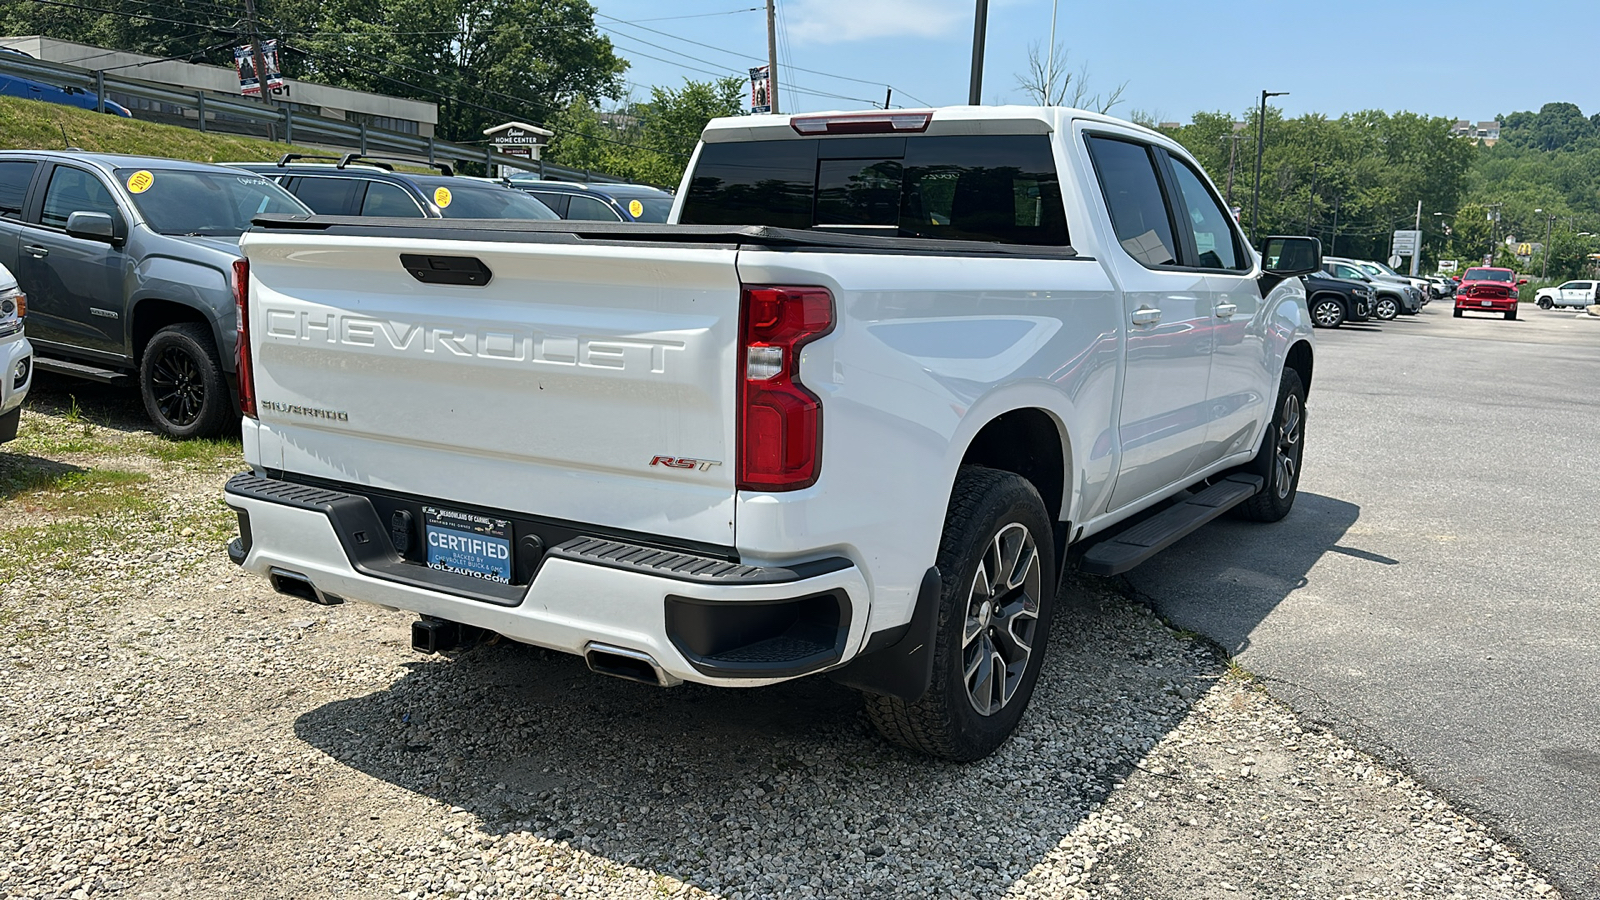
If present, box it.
[785,0,969,44]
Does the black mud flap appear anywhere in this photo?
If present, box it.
[828,567,941,703]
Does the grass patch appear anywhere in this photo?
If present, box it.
[12,469,153,516]
[0,94,327,164]
[8,413,123,457]
[137,436,244,467]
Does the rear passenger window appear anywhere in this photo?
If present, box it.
[526,192,569,216]
[361,181,424,217]
[1084,136,1178,267]
[0,160,36,219]
[680,135,1069,245]
[566,195,623,221]
[288,176,363,215]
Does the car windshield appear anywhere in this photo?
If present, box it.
[116,168,309,236]
[431,182,558,219]
[1463,268,1513,282]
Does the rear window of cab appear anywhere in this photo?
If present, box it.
[679,134,1069,246]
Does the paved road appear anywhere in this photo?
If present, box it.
[1127,302,1600,896]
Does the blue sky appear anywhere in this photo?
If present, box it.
[590,0,1600,123]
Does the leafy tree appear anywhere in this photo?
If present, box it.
[547,76,745,187]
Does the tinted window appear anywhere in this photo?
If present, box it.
[1462,268,1513,282]
[432,183,559,219]
[611,193,673,222]
[1168,157,1244,270]
[681,139,817,229]
[290,176,364,215]
[0,160,36,219]
[1330,263,1366,281]
[524,192,569,216]
[1084,136,1177,267]
[116,169,307,236]
[40,166,118,229]
[566,194,623,221]
[361,181,425,217]
[681,135,1069,245]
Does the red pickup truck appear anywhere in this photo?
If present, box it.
[1453,267,1526,320]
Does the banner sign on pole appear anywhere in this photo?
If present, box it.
[235,40,284,97]
[749,65,771,114]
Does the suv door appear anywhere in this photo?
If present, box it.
[1083,132,1214,511]
[0,158,40,278]
[18,163,128,355]
[1160,150,1266,469]
[282,175,365,215]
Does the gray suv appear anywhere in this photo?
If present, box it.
[0,152,311,437]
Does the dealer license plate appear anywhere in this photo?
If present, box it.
[422,506,512,584]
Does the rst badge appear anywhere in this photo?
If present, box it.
[650,456,722,472]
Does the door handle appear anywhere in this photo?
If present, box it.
[1214,302,1238,319]
[1131,305,1161,327]
[23,245,48,259]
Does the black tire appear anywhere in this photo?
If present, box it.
[1374,296,1399,320]
[863,466,1057,761]
[1453,308,1463,318]
[1234,368,1305,523]
[1505,308,1518,321]
[1538,298,1553,310]
[139,322,231,439]
[1309,296,1345,328]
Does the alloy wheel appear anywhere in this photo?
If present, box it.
[1274,393,1302,500]
[150,345,206,427]
[962,522,1043,717]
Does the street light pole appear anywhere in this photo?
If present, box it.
[968,0,989,106]
[1251,90,1288,242]
[1536,210,1555,279]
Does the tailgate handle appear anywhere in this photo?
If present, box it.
[399,253,492,287]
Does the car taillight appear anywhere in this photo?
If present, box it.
[738,285,834,491]
[233,258,256,419]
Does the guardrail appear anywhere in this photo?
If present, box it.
[0,54,637,184]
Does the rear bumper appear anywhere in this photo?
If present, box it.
[223,472,872,687]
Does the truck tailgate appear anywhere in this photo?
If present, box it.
[241,232,742,548]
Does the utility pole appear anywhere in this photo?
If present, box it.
[1539,209,1555,279]
[1305,160,1318,235]
[1222,132,1242,205]
[241,0,272,109]
[1251,90,1288,242]
[1330,195,1341,255]
[968,0,989,106]
[766,0,779,114]
[1045,0,1059,105]
[1412,200,1422,276]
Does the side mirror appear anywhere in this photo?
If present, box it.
[1517,278,1529,286]
[1260,235,1322,276]
[66,211,118,244]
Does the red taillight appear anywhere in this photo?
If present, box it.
[233,258,256,419]
[790,111,932,135]
[738,285,834,491]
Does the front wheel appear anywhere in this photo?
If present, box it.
[1374,297,1399,320]
[139,323,231,439]
[1310,297,1345,328]
[1453,308,1464,318]
[863,466,1056,761]
[1538,298,1553,310]
[1505,308,1518,321]
[1234,368,1305,523]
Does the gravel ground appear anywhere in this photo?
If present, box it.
[0,386,1566,900]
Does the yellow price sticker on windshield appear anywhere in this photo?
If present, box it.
[628,199,644,219]
[433,186,452,209]
[126,170,155,194]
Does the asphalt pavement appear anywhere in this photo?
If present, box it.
[1125,302,1600,896]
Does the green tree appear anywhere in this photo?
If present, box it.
[547,76,744,187]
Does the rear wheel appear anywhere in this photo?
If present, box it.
[1374,297,1399,320]
[139,323,230,439]
[863,466,1056,761]
[1310,297,1345,328]
[1235,368,1305,523]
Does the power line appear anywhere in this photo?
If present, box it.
[600,31,878,107]
[16,0,242,34]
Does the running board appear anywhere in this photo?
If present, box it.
[32,356,129,384]
[1077,474,1264,576]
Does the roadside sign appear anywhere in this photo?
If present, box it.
[234,40,283,97]
[1391,229,1421,256]
[750,65,771,114]
[1438,259,1457,272]
[1388,255,1403,268]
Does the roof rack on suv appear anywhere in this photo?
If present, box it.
[336,153,455,177]
[275,153,342,167]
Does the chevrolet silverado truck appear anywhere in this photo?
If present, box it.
[225,107,1320,761]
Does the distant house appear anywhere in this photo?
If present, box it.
[1451,119,1500,145]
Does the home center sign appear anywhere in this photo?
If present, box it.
[483,122,553,174]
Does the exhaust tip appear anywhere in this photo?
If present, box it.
[585,643,677,687]
[268,568,341,605]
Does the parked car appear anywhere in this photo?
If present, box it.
[1322,259,1406,320]
[0,151,313,438]
[0,260,33,444]
[231,155,559,220]
[506,178,675,223]
[1453,266,1526,319]
[1334,258,1425,313]
[1426,276,1455,300]
[1534,279,1599,310]
[1302,269,1373,327]
[227,105,1321,761]
[0,72,132,117]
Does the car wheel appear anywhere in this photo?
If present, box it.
[863,466,1056,762]
[1374,297,1399,320]
[1538,298,1553,309]
[1310,297,1345,328]
[1505,308,1518,321]
[140,322,231,439]
[1234,368,1305,524]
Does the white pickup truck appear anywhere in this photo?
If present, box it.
[226,107,1320,760]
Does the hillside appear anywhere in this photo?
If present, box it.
[0,94,324,162]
